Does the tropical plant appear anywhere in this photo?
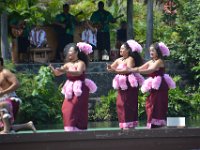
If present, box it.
[91,90,118,121]
[16,66,63,125]
[168,0,200,85]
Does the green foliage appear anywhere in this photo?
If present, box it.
[92,90,118,121]
[138,91,147,119]
[91,89,147,121]
[191,62,200,84]
[16,66,63,125]
[168,0,200,84]
[92,76,200,121]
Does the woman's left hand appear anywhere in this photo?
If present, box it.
[107,63,115,72]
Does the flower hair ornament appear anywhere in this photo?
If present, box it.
[127,40,142,53]
[158,42,170,56]
[77,42,93,55]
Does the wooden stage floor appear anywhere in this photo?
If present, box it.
[1,127,200,150]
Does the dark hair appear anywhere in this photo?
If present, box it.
[151,42,163,59]
[64,43,89,67]
[123,43,143,67]
[0,57,4,66]
[63,3,69,9]
[98,1,104,8]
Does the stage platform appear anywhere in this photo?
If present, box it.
[1,127,200,150]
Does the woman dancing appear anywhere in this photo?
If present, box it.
[130,42,176,128]
[50,42,97,131]
[107,40,144,130]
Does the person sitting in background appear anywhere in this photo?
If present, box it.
[81,20,97,61]
[29,25,47,48]
[9,19,30,63]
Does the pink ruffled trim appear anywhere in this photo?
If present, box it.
[62,78,97,99]
[64,126,85,132]
[127,40,142,53]
[119,75,127,90]
[85,79,97,93]
[152,76,162,90]
[141,74,176,93]
[77,42,93,55]
[112,73,143,90]
[141,77,153,93]
[61,80,73,99]
[146,123,151,129]
[134,73,145,86]
[158,42,170,56]
[128,74,138,87]
[164,74,176,89]
[151,118,166,126]
[73,80,82,97]
[119,121,138,129]
[146,119,166,128]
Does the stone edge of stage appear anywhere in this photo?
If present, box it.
[0,128,200,150]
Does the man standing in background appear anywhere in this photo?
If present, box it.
[90,1,116,61]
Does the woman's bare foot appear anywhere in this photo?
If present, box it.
[27,121,36,133]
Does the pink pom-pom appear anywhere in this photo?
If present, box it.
[152,76,162,90]
[62,80,73,99]
[128,74,138,87]
[141,77,153,93]
[85,79,97,93]
[73,80,82,97]
[127,40,142,53]
[119,75,128,90]
[158,42,170,56]
[77,42,93,55]
[112,75,120,89]
[134,73,145,86]
[164,74,176,89]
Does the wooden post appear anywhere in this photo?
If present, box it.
[1,12,9,59]
[145,0,154,59]
[127,0,133,39]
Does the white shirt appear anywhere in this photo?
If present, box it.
[30,28,47,47]
[81,29,97,46]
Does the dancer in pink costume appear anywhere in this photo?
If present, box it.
[50,42,97,131]
[107,40,144,130]
[130,42,175,128]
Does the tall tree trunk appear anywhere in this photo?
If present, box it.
[1,12,9,59]
[145,0,154,59]
[127,0,133,39]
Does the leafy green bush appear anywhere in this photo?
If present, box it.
[169,0,200,85]
[91,89,147,121]
[164,76,199,118]
[16,66,63,125]
[91,90,118,121]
